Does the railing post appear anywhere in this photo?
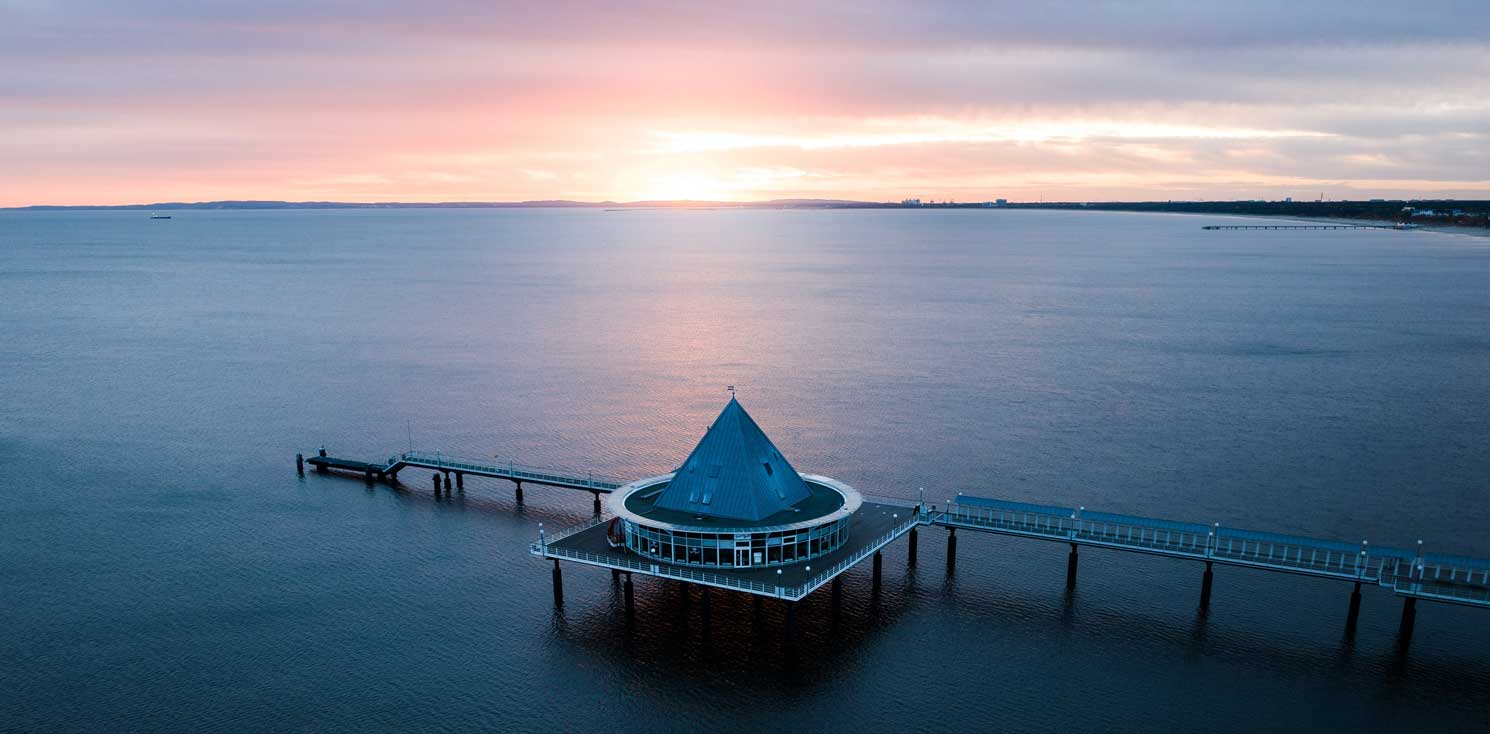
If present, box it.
[1404,539,1423,593]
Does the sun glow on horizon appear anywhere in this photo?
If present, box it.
[4,3,1489,206]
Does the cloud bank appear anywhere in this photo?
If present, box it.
[2,1,1487,205]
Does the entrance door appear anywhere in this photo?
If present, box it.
[734,546,751,568]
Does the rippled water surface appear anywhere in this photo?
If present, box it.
[3,208,1489,732]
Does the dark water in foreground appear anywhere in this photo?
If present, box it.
[3,209,1489,732]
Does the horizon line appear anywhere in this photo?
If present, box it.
[8,196,1484,212]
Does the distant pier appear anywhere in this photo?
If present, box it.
[1203,224,1402,230]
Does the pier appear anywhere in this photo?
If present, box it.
[1202,224,1401,230]
[303,448,621,511]
[302,447,1490,647]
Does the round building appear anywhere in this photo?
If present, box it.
[606,397,862,570]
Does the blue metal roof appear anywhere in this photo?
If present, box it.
[654,397,812,522]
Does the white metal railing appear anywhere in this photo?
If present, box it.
[538,515,611,547]
[535,544,786,597]
[394,450,625,489]
[786,513,922,600]
[533,512,922,600]
[936,495,1490,604]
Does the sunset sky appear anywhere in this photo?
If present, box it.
[4,1,1489,206]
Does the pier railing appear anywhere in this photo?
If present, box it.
[395,450,625,490]
[534,543,790,597]
[939,494,1490,606]
[538,516,611,546]
[790,512,922,599]
[534,507,922,600]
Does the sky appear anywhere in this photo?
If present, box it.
[3,1,1489,206]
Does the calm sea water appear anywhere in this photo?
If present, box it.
[3,208,1489,732]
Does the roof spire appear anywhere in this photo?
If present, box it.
[655,396,810,522]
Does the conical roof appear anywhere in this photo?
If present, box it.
[655,397,812,522]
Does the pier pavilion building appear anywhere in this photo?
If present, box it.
[606,397,862,570]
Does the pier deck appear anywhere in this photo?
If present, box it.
[537,501,918,600]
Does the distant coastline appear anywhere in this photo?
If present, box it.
[8,197,1488,230]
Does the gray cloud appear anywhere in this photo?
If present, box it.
[2,0,1487,203]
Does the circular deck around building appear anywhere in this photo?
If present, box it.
[607,472,863,569]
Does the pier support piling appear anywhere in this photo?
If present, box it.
[1199,561,1214,610]
[432,472,442,497]
[295,453,304,476]
[700,587,711,635]
[551,560,563,607]
[612,568,621,582]
[623,573,635,618]
[1398,597,1417,646]
[364,468,373,485]
[514,481,524,504]
[1066,543,1079,590]
[908,527,918,566]
[1345,582,1362,636]
[592,492,602,514]
[872,550,883,592]
[946,527,957,573]
[455,472,463,491]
